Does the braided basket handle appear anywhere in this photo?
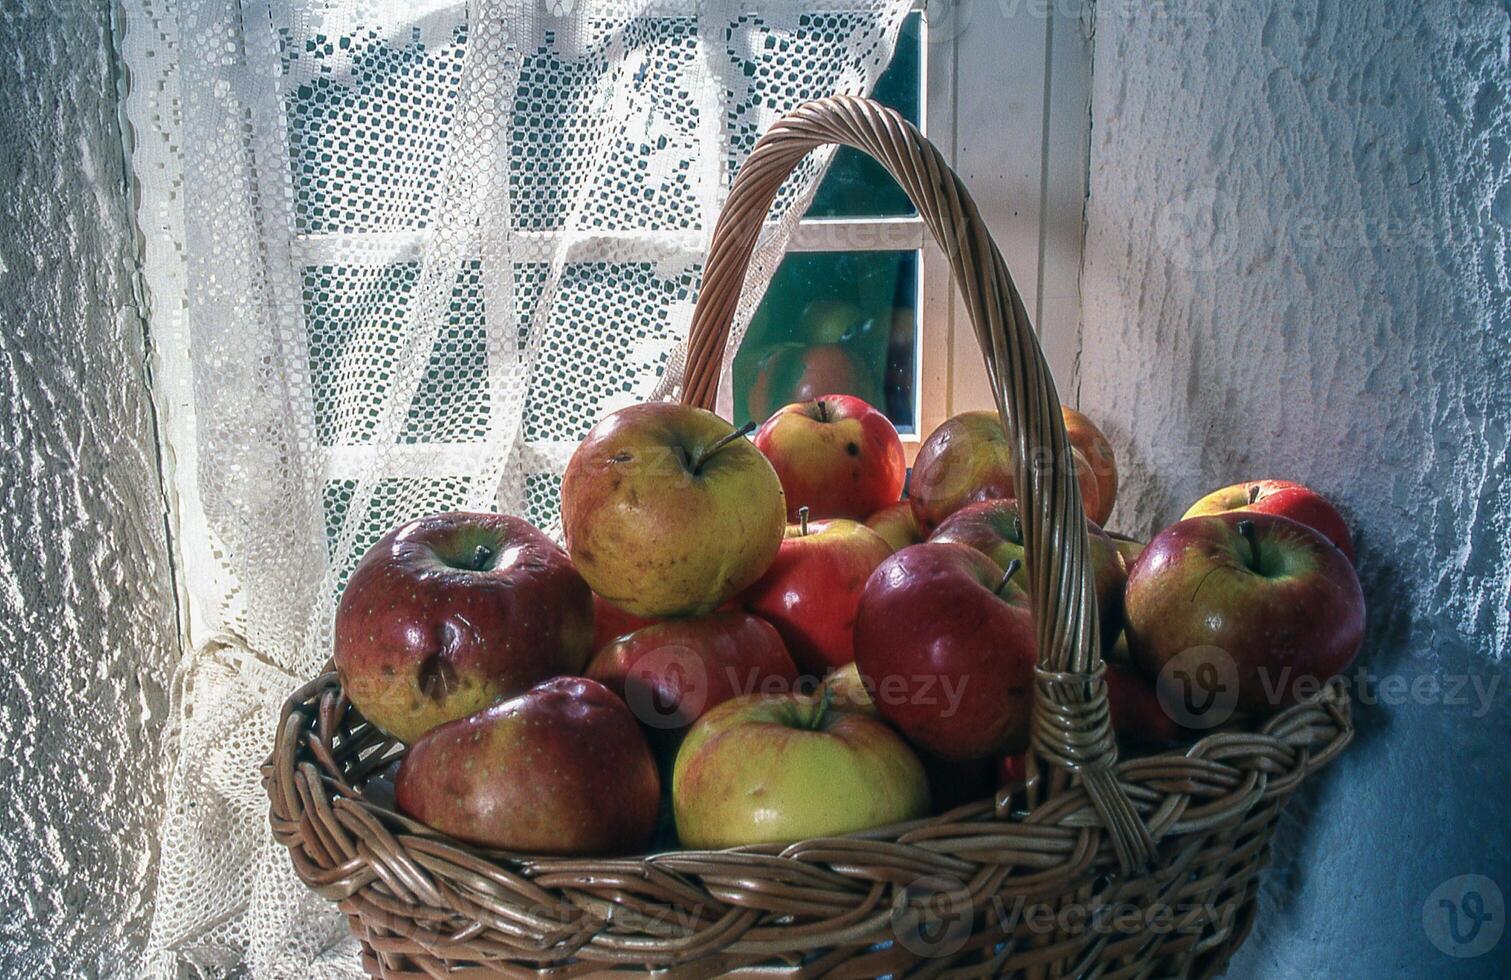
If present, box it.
[680,96,1152,870]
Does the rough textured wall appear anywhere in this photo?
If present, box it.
[0,3,178,976]
[1081,1,1510,976]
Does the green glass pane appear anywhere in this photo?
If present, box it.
[734,250,917,432]
[805,13,921,218]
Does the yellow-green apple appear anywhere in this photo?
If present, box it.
[585,612,798,737]
[334,512,593,744]
[1106,532,1147,571]
[1125,512,1365,717]
[929,499,1127,648]
[801,298,865,344]
[394,676,658,854]
[908,410,1101,530]
[754,394,906,521]
[822,661,878,717]
[562,403,786,618]
[748,342,882,422]
[743,510,894,675]
[1183,479,1354,561]
[1061,406,1118,524]
[853,542,1038,760]
[865,500,925,550]
[672,691,930,847]
[1104,662,1180,746]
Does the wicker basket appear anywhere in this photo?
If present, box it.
[265,96,1354,978]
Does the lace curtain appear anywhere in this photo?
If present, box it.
[117,0,912,974]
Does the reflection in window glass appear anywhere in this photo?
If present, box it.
[733,250,917,432]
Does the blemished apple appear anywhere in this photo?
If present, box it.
[743,510,895,675]
[747,343,882,422]
[672,691,930,848]
[1062,406,1118,525]
[929,498,1128,648]
[585,612,798,736]
[865,501,925,551]
[1183,479,1354,561]
[754,394,906,522]
[334,512,593,744]
[908,410,1101,530]
[561,403,786,618]
[1125,512,1365,716]
[853,541,1038,760]
[394,676,659,854]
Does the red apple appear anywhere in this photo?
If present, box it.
[672,691,930,847]
[865,500,925,551]
[929,498,1128,648]
[394,676,658,855]
[853,541,1038,760]
[334,512,593,744]
[592,594,659,651]
[562,403,786,618]
[754,394,906,522]
[1062,406,1118,524]
[1184,479,1354,561]
[1125,512,1365,718]
[585,612,798,736]
[908,410,1101,530]
[743,511,894,675]
[1104,662,1180,746]
[748,343,882,422]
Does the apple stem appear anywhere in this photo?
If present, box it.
[1237,519,1259,568]
[1247,484,1261,505]
[997,558,1023,596]
[691,421,757,474]
[808,684,836,730]
[472,544,493,570]
[816,399,830,423]
[798,505,810,536]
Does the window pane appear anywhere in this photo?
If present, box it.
[804,12,921,218]
[733,250,917,432]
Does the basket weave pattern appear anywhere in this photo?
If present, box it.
[266,97,1353,978]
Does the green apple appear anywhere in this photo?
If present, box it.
[672,691,929,848]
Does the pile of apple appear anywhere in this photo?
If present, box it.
[332,395,1365,857]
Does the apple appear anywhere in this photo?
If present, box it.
[908,410,1101,530]
[1183,479,1354,561]
[334,512,593,744]
[801,298,865,344]
[592,594,658,652]
[743,510,895,675]
[1062,407,1118,524]
[754,394,906,521]
[748,342,882,422]
[561,403,786,618]
[865,501,925,551]
[1125,512,1365,717]
[853,541,1038,760]
[1107,531,1147,571]
[1104,662,1180,746]
[394,676,659,854]
[585,612,798,737]
[929,498,1128,647]
[672,691,930,847]
[822,662,878,717]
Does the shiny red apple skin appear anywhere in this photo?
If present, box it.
[591,594,658,652]
[743,517,895,675]
[562,402,786,618]
[1183,479,1354,561]
[1125,512,1365,716]
[853,541,1038,760]
[585,612,798,736]
[908,410,1100,530]
[929,498,1128,648]
[754,394,906,522]
[334,512,593,744]
[394,677,659,855]
[865,501,925,550]
[1062,406,1118,525]
[1104,662,1180,746]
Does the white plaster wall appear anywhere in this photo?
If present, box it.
[1079,0,1511,975]
[0,3,179,975]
